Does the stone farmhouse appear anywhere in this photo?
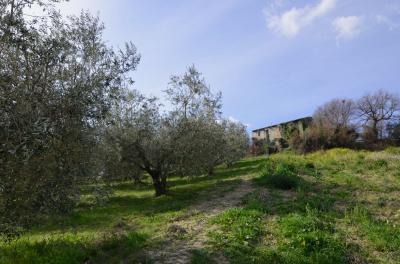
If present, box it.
[251,117,312,152]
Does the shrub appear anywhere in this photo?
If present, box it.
[256,160,300,190]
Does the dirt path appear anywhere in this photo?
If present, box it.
[144,179,256,264]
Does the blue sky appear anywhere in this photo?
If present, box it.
[48,0,400,130]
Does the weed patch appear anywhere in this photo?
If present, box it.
[209,208,263,263]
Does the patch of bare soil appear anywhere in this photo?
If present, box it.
[144,179,255,264]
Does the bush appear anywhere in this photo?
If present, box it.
[256,160,300,190]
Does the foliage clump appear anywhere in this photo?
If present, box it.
[259,162,300,190]
[0,0,140,236]
[256,156,317,190]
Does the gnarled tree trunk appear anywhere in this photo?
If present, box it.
[150,171,167,196]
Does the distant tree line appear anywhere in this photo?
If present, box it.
[0,0,249,238]
[290,89,400,153]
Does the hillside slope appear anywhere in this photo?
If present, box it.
[1,148,400,263]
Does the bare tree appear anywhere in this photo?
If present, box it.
[313,98,355,129]
[357,90,400,140]
[291,98,357,152]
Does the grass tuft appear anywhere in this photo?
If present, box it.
[256,160,303,190]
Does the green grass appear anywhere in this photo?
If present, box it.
[0,157,264,263]
[345,205,400,253]
[208,148,400,264]
[209,208,264,263]
[2,147,400,263]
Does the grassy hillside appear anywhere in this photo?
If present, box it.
[209,148,400,264]
[1,148,400,263]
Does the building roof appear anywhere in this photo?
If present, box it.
[252,117,312,132]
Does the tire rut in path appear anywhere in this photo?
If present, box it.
[145,179,255,264]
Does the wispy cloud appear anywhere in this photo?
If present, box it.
[265,0,336,38]
[332,16,363,40]
[376,15,400,31]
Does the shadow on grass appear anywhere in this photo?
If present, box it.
[1,157,266,264]
[0,230,149,264]
[30,157,267,234]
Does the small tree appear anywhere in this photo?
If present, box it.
[165,65,224,177]
[221,119,249,167]
[107,91,174,196]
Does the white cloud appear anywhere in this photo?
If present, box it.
[332,16,363,40]
[265,0,336,37]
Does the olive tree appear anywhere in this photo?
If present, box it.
[107,91,175,196]
[221,119,249,167]
[173,118,226,177]
[165,65,222,120]
[0,0,140,234]
[110,65,224,195]
[112,66,248,196]
[165,65,224,176]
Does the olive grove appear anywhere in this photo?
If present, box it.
[103,66,249,196]
[0,0,249,236]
